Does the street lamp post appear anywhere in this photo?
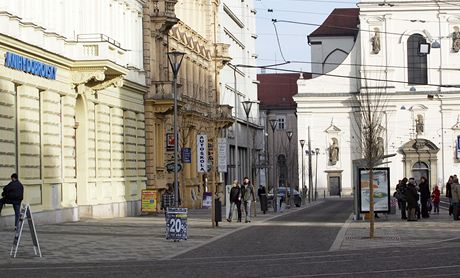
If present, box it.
[269,118,278,212]
[315,147,319,201]
[299,140,305,204]
[242,100,253,179]
[286,131,293,206]
[167,51,185,207]
[307,126,313,204]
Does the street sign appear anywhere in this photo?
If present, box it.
[166,162,182,173]
[165,208,188,241]
[182,147,192,163]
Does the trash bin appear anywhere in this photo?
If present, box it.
[215,198,222,226]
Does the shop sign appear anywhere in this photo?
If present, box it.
[4,52,57,80]
[197,134,207,173]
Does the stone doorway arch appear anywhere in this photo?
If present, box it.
[400,139,439,188]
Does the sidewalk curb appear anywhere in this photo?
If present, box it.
[329,213,353,251]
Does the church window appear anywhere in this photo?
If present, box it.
[407,34,428,85]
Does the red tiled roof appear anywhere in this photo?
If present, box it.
[257,73,312,109]
[308,8,359,40]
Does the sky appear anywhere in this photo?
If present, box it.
[255,0,357,73]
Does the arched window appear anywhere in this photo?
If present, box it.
[407,34,428,85]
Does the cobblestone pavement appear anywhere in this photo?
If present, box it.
[2,199,458,266]
[332,205,460,251]
[0,202,312,265]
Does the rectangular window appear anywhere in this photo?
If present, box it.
[277,117,286,130]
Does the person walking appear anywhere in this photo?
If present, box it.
[451,177,460,221]
[257,185,267,214]
[446,176,453,215]
[241,177,255,223]
[227,180,242,222]
[0,173,24,228]
[419,176,430,218]
[431,185,441,214]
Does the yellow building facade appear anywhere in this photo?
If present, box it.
[0,1,147,225]
[143,0,232,209]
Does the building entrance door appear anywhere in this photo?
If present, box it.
[412,162,429,185]
[401,139,439,189]
[329,176,341,196]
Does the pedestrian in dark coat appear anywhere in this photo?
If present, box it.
[227,180,242,222]
[406,179,418,221]
[446,176,453,215]
[397,178,408,220]
[257,185,267,214]
[419,176,430,218]
[0,173,24,228]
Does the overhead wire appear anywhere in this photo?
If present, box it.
[238,63,460,89]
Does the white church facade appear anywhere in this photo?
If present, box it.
[295,0,460,197]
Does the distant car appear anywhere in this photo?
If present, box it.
[267,187,301,207]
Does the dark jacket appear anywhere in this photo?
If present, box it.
[229,186,241,203]
[419,180,430,201]
[2,179,24,202]
[446,182,452,198]
[406,184,418,209]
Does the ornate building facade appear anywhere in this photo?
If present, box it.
[0,0,147,226]
[295,1,460,197]
[219,0,262,186]
[143,0,232,208]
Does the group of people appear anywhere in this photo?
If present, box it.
[444,175,460,220]
[394,175,460,221]
[394,177,435,221]
[227,177,256,223]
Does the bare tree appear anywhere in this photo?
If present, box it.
[352,71,388,239]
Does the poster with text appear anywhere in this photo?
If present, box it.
[358,167,390,213]
[197,134,208,173]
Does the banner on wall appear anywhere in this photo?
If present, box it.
[457,136,460,159]
[218,138,227,173]
[197,134,208,173]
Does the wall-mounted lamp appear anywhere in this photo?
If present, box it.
[431,40,441,49]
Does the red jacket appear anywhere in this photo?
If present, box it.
[432,188,440,204]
